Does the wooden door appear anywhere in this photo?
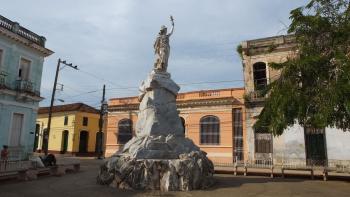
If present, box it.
[10,113,24,146]
[305,127,327,166]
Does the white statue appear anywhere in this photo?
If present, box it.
[97,16,214,191]
[154,16,174,72]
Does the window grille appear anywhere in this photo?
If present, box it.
[118,119,133,144]
[253,62,267,90]
[200,115,220,145]
[255,129,272,153]
[233,108,244,161]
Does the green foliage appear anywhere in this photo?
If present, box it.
[254,0,350,135]
[236,44,243,60]
[243,93,251,102]
[267,44,277,53]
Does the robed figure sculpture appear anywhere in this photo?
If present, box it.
[153,16,174,72]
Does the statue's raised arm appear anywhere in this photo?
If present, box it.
[168,15,174,36]
[153,16,175,72]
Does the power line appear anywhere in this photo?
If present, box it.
[56,79,245,100]
[44,74,282,104]
[78,69,126,89]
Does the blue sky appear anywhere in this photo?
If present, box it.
[1,0,308,108]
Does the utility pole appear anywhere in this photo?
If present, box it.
[97,84,107,159]
[43,58,78,155]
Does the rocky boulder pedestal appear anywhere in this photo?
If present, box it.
[97,70,214,191]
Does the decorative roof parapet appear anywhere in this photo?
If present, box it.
[108,97,242,112]
[0,15,46,47]
[109,87,245,107]
[241,34,297,56]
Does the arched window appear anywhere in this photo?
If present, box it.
[118,119,133,144]
[253,62,267,90]
[200,115,220,145]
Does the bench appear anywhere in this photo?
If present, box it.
[34,163,80,177]
[49,158,81,176]
[1,157,81,181]
[281,165,315,179]
[240,160,274,178]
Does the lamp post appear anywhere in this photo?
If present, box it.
[43,58,78,155]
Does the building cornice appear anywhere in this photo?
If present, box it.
[0,21,53,57]
[0,98,39,110]
[0,88,43,102]
[0,27,53,57]
[241,34,297,57]
[108,97,243,112]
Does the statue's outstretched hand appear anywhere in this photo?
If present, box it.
[170,15,174,26]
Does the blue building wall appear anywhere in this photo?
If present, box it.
[0,103,38,155]
[0,16,52,159]
[0,35,44,92]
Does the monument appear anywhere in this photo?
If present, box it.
[97,16,214,191]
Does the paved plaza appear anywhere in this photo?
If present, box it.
[0,158,349,197]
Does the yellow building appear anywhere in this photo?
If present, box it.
[36,103,101,156]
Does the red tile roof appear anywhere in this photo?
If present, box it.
[38,103,99,114]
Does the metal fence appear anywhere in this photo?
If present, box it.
[213,157,350,174]
[0,160,31,173]
[0,147,32,174]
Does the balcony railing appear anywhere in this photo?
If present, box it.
[245,90,266,102]
[198,90,220,97]
[0,15,46,47]
[16,80,40,97]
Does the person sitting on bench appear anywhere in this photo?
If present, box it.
[40,154,56,167]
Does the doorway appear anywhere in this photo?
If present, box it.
[33,124,40,152]
[304,127,327,166]
[10,113,24,146]
[42,128,48,151]
[95,131,103,154]
[79,131,89,153]
[61,130,69,154]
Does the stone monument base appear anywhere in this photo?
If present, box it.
[121,134,201,159]
[97,150,214,191]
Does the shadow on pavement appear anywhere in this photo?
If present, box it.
[207,174,305,190]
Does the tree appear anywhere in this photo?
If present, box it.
[254,0,350,135]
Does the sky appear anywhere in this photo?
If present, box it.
[1,0,308,108]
